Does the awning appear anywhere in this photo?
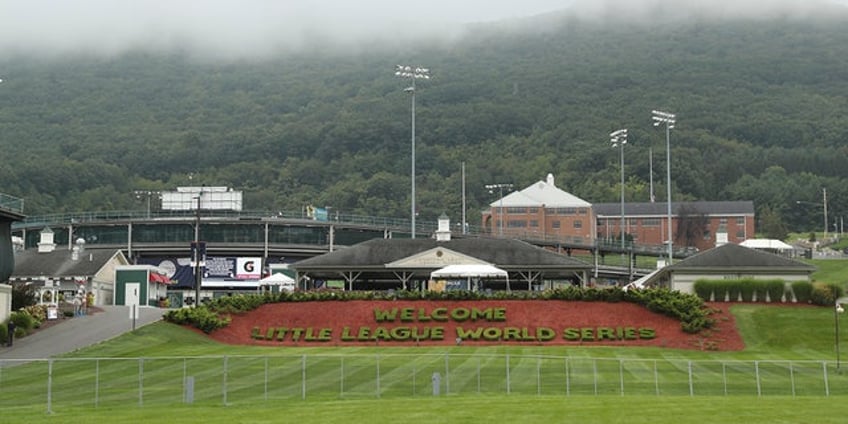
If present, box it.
[430,264,508,279]
[259,272,295,285]
[148,272,172,284]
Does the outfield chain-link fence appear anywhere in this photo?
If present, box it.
[1,354,846,412]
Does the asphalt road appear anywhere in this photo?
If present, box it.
[0,305,165,364]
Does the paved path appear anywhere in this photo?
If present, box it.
[0,305,166,363]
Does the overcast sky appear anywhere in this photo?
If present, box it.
[0,0,845,60]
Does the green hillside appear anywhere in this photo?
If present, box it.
[1,12,848,236]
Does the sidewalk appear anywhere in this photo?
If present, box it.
[0,305,166,363]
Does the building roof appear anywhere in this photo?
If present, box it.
[739,239,795,251]
[11,248,128,280]
[666,243,815,272]
[593,201,755,217]
[491,174,591,208]
[293,237,591,271]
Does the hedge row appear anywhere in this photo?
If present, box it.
[692,279,843,306]
[164,287,714,334]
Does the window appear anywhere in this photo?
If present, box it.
[508,220,527,228]
[736,217,745,226]
[703,230,711,240]
[528,208,539,213]
[642,218,660,227]
[736,230,745,239]
[506,207,527,214]
[529,220,539,228]
[573,220,582,229]
[553,207,576,215]
[552,221,561,229]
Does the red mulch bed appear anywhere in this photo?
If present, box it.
[207,300,745,351]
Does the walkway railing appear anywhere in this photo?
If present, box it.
[0,192,24,214]
[1,354,845,411]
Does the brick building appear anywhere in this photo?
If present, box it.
[593,201,756,252]
[482,174,755,253]
[482,174,596,245]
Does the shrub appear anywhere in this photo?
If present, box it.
[811,282,843,306]
[728,283,741,302]
[164,307,231,334]
[791,281,813,303]
[693,280,713,302]
[751,280,769,302]
[713,281,729,302]
[765,280,786,303]
[739,280,755,302]
[9,311,35,333]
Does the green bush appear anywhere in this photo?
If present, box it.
[9,310,35,332]
[164,307,231,334]
[713,281,729,302]
[751,280,769,303]
[791,281,813,303]
[765,280,786,303]
[693,280,713,302]
[739,280,755,302]
[728,283,741,302]
[810,282,843,306]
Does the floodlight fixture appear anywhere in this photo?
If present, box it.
[652,109,676,264]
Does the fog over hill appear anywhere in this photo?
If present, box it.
[0,0,846,60]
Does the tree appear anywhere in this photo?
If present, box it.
[758,205,789,240]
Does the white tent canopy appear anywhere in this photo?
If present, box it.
[430,264,510,292]
[259,272,296,285]
[430,264,508,279]
[740,239,794,251]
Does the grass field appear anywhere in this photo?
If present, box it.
[4,301,848,423]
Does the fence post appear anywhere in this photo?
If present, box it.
[182,358,188,403]
[565,358,570,396]
[506,354,511,395]
[688,361,693,397]
[619,359,624,396]
[264,356,269,402]
[340,356,345,397]
[47,359,54,415]
[654,360,659,396]
[444,353,450,395]
[301,355,307,400]
[138,358,144,407]
[593,359,598,396]
[754,361,761,397]
[223,356,229,406]
[722,362,727,396]
[94,359,100,408]
[537,356,541,396]
[477,358,481,394]
[789,362,796,398]
[376,354,381,398]
[823,361,830,397]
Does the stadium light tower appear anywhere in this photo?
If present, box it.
[486,183,513,237]
[395,65,430,239]
[610,129,628,252]
[652,110,676,264]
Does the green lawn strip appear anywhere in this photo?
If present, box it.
[5,396,848,424]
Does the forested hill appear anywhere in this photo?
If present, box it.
[1,10,848,235]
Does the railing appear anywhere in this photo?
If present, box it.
[1,354,845,411]
[12,209,695,258]
[0,192,24,214]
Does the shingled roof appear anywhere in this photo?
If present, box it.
[666,243,815,272]
[293,237,590,271]
[11,248,128,280]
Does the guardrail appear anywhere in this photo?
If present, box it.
[0,192,24,214]
[0,354,844,411]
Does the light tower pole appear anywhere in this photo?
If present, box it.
[610,129,628,252]
[652,110,676,264]
[486,183,514,237]
[395,65,430,239]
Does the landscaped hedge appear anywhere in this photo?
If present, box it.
[164,287,715,334]
[791,281,813,303]
[810,282,844,306]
